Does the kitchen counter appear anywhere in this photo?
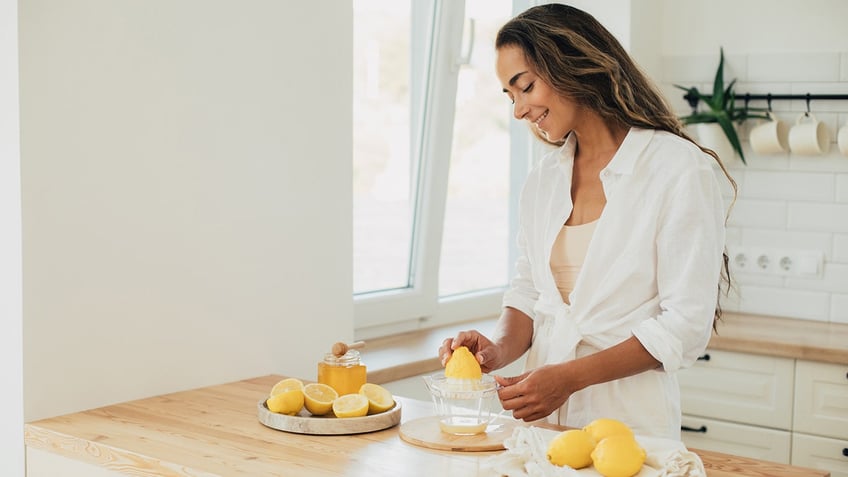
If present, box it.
[363,312,848,385]
[24,374,830,477]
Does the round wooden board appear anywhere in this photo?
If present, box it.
[257,399,401,435]
[399,416,521,452]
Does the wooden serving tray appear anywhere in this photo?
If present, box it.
[399,416,521,452]
[257,399,402,435]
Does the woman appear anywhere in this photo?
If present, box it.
[438,4,731,439]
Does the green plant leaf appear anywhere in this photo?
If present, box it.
[714,112,747,165]
[712,47,726,107]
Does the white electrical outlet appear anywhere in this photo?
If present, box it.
[727,246,823,278]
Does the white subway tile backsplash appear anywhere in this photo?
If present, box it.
[788,203,848,233]
[727,199,786,228]
[837,174,848,202]
[747,52,841,83]
[662,54,746,84]
[832,294,848,323]
[741,171,834,201]
[785,263,848,294]
[742,228,832,254]
[835,235,848,263]
[668,50,848,324]
[788,151,848,173]
[737,285,830,321]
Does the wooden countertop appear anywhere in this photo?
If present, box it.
[24,374,829,477]
[363,312,848,385]
[709,312,848,364]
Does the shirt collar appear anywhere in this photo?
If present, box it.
[604,128,654,176]
[557,127,654,175]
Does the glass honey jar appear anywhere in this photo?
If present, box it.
[317,349,367,396]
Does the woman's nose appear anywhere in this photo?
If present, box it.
[513,99,529,120]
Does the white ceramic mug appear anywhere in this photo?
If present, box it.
[749,112,789,155]
[838,122,848,156]
[788,113,831,155]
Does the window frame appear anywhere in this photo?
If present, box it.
[354,0,534,340]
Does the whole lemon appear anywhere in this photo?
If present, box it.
[591,435,647,477]
[546,429,596,469]
[582,417,634,443]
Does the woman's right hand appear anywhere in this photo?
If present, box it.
[439,331,502,374]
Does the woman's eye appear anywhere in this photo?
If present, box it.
[522,82,534,93]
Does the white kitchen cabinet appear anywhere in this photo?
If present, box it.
[680,415,792,464]
[791,433,848,477]
[794,360,848,440]
[677,349,795,429]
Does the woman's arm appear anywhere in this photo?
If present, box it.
[496,335,660,422]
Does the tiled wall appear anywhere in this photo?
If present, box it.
[662,52,848,324]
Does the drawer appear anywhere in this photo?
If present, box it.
[791,432,848,477]
[794,360,848,440]
[680,415,791,464]
[678,349,794,429]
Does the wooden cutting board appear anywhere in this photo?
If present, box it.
[399,416,522,452]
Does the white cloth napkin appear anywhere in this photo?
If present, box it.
[482,426,706,477]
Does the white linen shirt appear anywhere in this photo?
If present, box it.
[502,128,726,439]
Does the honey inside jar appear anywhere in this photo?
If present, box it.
[317,350,367,396]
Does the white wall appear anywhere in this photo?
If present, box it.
[19,0,353,420]
[657,0,848,324]
[0,0,24,473]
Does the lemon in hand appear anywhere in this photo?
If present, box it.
[582,417,634,443]
[546,429,596,469]
[444,346,482,380]
[303,383,338,416]
[359,383,395,414]
[332,393,370,418]
[266,378,305,415]
[591,434,646,477]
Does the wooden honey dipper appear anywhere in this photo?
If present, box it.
[331,340,365,357]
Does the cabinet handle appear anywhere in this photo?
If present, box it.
[697,354,710,361]
[681,425,708,433]
[843,448,848,457]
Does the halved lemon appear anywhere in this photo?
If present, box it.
[266,390,303,415]
[303,383,338,416]
[359,383,394,414]
[266,378,305,415]
[270,378,304,395]
[332,393,370,418]
[444,346,482,380]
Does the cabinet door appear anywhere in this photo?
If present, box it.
[791,433,848,477]
[794,360,848,440]
[678,349,794,429]
[680,415,791,464]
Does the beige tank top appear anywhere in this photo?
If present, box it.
[550,220,598,304]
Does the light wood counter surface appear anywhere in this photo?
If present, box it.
[708,312,848,364]
[363,312,848,385]
[24,374,830,477]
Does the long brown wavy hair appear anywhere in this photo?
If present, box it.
[496,3,732,327]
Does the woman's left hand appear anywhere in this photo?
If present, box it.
[494,364,574,422]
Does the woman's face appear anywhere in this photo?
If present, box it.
[496,45,578,142]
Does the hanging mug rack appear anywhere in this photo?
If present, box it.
[684,92,848,112]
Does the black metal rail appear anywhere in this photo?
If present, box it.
[684,92,848,110]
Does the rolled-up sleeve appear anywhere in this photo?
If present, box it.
[632,163,725,372]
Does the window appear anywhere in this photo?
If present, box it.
[353,0,531,338]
